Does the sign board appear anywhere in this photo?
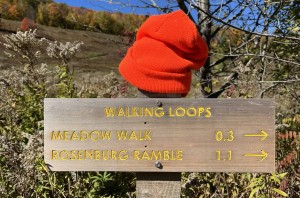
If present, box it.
[44,98,275,172]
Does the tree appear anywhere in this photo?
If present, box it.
[44,2,69,27]
[67,7,95,30]
[0,0,12,19]
[8,4,19,20]
[92,0,299,102]
[7,0,29,20]
[93,11,124,34]
[36,3,49,25]
[20,17,36,31]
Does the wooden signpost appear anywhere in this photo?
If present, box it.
[44,98,275,197]
[44,98,275,173]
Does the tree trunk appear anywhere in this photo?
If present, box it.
[197,0,212,97]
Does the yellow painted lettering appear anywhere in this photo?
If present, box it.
[175,106,185,117]
[51,131,63,140]
[228,150,232,160]
[187,107,197,117]
[177,150,183,160]
[169,107,175,117]
[216,150,221,160]
[163,150,170,160]
[90,130,99,141]
[63,131,69,140]
[155,107,164,117]
[142,150,150,160]
[117,107,125,117]
[70,131,79,141]
[104,107,116,117]
[102,131,112,140]
[80,131,88,141]
[60,150,68,160]
[102,150,109,160]
[144,107,153,117]
[198,107,204,116]
[205,107,212,117]
[132,107,139,116]
[151,150,162,160]
[133,150,140,160]
[119,150,128,160]
[145,130,151,140]
[94,150,100,160]
[111,150,117,160]
[138,130,144,140]
[116,130,127,140]
[129,131,137,140]
[125,107,131,117]
[169,150,175,160]
[85,150,93,160]
[70,150,77,160]
[228,130,234,141]
[52,150,58,160]
[216,130,223,141]
[78,150,83,160]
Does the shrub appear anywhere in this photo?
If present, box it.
[20,17,36,31]
[0,30,136,198]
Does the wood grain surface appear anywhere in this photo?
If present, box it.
[44,98,275,172]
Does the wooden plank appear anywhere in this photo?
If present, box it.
[44,98,275,173]
[135,91,181,198]
[136,172,181,198]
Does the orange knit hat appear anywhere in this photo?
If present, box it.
[119,10,209,96]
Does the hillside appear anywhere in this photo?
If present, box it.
[0,18,126,77]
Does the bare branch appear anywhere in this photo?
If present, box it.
[190,1,300,41]
[259,83,280,98]
[260,79,300,83]
[211,52,300,66]
[177,0,195,23]
[209,36,259,68]
[211,0,248,38]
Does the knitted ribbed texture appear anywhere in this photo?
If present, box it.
[119,10,209,95]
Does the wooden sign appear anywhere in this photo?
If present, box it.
[44,98,275,172]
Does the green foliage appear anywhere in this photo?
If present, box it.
[0,0,146,35]
[36,3,49,25]
[92,12,124,35]
[0,30,136,197]
[0,30,46,135]
[34,163,125,198]
[181,172,288,197]
[276,114,300,197]
[247,173,288,197]
[46,40,83,97]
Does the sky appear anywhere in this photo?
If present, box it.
[54,0,169,15]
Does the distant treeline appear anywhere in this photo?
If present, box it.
[0,0,146,34]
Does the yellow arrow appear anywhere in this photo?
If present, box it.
[244,130,268,141]
[244,150,268,161]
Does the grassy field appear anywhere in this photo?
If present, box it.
[0,18,126,78]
